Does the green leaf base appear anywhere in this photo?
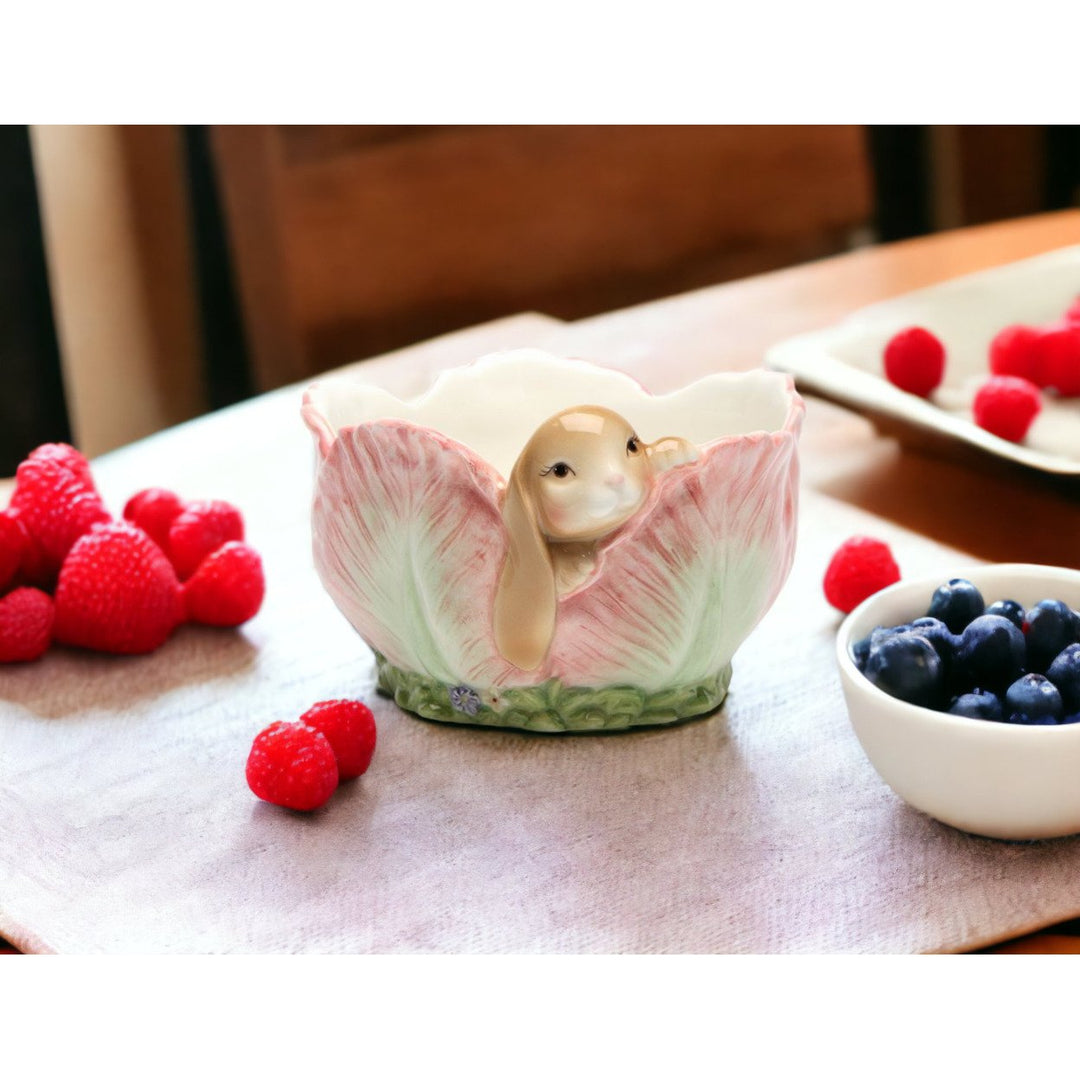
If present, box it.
[374,653,732,733]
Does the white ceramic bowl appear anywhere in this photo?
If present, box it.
[836,563,1080,840]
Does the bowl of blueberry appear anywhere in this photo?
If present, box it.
[836,563,1080,840]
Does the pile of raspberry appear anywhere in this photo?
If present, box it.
[0,442,265,663]
[882,294,1080,443]
[247,700,377,812]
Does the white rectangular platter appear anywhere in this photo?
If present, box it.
[766,245,1080,477]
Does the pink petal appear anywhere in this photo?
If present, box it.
[548,426,802,690]
[312,420,526,687]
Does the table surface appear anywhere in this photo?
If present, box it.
[3,210,1080,954]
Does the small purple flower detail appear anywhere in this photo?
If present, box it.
[449,685,482,716]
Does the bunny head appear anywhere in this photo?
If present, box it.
[520,405,655,544]
[493,405,692,671]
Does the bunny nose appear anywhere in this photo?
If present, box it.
[605,473,626,489]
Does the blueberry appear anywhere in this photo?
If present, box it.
[865,632,944,709]
[1005,673,1064,725]
[985,599,1025,630]
[953,614,1026,695]
[852,624,910,671]
[1047,643,1080,714]
[1063,713,1080,726]
[1026,600,1077,672]
[871,623,911,645]
[910,616,959,666]
[927,578,985,634]
[948,689,1004,721]
[852,635,872,671]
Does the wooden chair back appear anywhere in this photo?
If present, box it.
[211,125,873,390]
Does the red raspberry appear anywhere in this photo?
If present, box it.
[972,375,1042,442]
[123,488,186,550]
[183,541,265,626]
[0,587,54,663]
[27,442,94,487]
[246,721,339,811]
[54,522,184,654]
[11,517,55,591]
[988,324,1041,380]
[168,499,244,580]
[8,454,111,579]
[0,511,26,593]
[883,327,945,397]
[823,536,901,614]
[300,699,377,780]
[1033,322,1080,397]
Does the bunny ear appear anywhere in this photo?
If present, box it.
[493,462,557,671]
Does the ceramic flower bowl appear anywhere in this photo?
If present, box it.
[302,349,804,732]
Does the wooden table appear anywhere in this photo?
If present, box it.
[3,210,1079,954]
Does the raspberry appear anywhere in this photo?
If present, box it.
[972,375,1042,442]
[183,541,265,626]
[0,511,26,593]
[54,522,184,654]
[824,536,901,614]
[1033,323,1080,397]
[0,587,54,663]
[246,721,339,811]
[988,324,1040,380]
[300,699,377,779]
[11,517,55,590]
[883,327,945,397]
[123,488,186,550]
[1065,297,1080,325]
[9,454,111,579]
[27,442,94,487]
[168,499,244,580]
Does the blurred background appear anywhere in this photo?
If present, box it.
[2,124,1079,474]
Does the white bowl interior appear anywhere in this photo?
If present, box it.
[836,563,1080,840]
[307,349,798,478]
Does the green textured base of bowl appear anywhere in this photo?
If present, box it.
[374,653,732,733]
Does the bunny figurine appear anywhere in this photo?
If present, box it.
[493,405,698,671]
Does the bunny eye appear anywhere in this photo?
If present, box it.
[541,462,575,479]
[626,436,640,455]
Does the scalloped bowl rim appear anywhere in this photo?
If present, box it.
[303,349,804,479]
